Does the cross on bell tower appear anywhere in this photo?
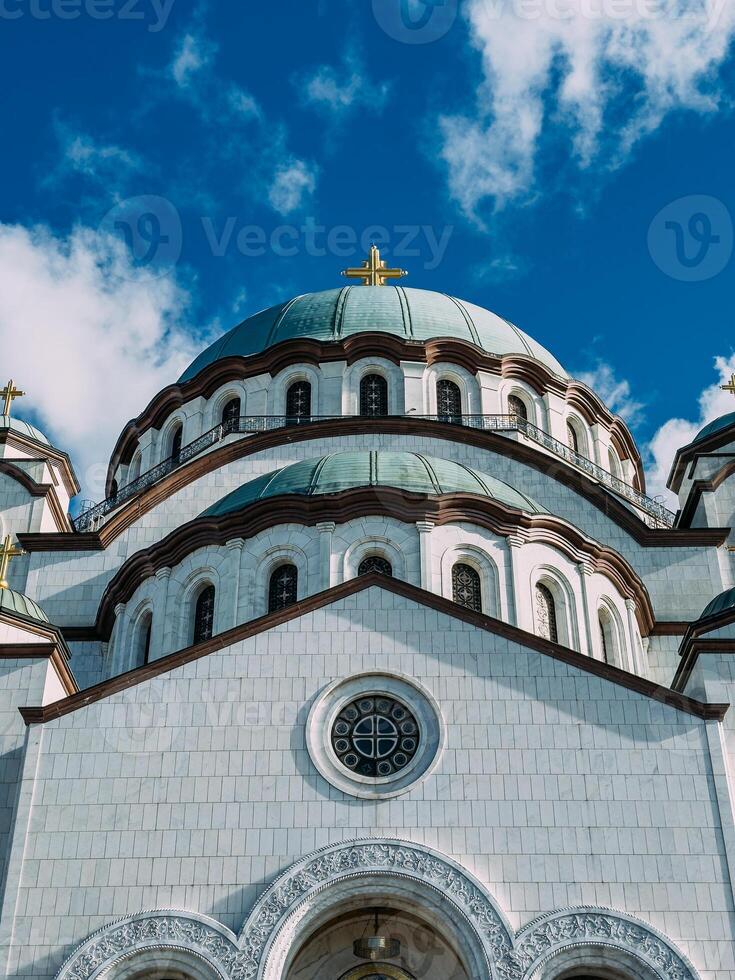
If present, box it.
[721,374,735,398]
[342,245,408,287]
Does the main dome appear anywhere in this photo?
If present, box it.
[201,450,546,518]
[179,286,567,383]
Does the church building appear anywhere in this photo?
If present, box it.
[1,249,734,980]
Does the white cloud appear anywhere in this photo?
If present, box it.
[0,223,201,501]
[646,353,735,504]
[577,360,645,427]
[268,160,318,216]
[171,32,215,89]
[301,53,391,117]
[442,0,735,219]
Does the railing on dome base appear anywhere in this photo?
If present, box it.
[72,414,676,532]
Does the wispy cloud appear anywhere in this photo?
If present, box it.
[441,0,735,221]
[170,32,216,90]
[577,360,645,427]
[299,51,391,119]
[646,353,735,504]
[46,119,144,202]
[268,160,318,216]
[0,223,201,499]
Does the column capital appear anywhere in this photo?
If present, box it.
[624,597,637,612]
[577,559,595,577]
[114,602,126,617]
[507,532,527,550]
[225,538,245,552]
[416,521,435,534]
[316,521,336,534]
[155,567,172,582]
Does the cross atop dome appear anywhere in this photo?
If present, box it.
[0,534,24,590]
[1,379,24,417]
[341,245,407,287]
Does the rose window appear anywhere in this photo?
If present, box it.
[331,696,420,778]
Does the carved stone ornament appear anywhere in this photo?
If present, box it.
[55,841,701,980]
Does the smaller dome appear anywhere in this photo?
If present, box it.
[0,415,49,446]
[202,450,546,518]
[699,587,735,621]
[0,588,49,624]
[693,412,735,445]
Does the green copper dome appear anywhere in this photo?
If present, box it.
[699,587,735,620]
[0,588,49,624]
[201,450,546,518]
[0,415,49,446]
[179,286,567,382]
[693,412,735,445]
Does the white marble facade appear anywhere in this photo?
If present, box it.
[1,285,735,980]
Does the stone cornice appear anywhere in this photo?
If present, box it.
[0,638,78,696]
[107,335,643,482]
[20,574,726,725]
[672,606,735,692]
[0,429,80,496]
[0,460,71,532]
[675,455,735,527]
[668,421,735,493]
[19,419,726,554]
[82,487,656,638]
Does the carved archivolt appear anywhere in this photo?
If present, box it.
[55,840,701,980]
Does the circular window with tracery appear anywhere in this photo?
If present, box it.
[331,696,419,777]
[307,672,444,799]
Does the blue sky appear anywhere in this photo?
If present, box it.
[2,0,735,501]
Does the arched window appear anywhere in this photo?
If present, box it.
[129,453,142,483]
[110,478,119,501]
[566,421,579,454]
[358,555,393,576]
[135,612,153,665]
[193,585,215,644]
[170,424,183,464]
[535,583,558,643]
[360,374,388,417]
[222,397,241,432]
[437,379,462,424]
[508,394,528,422]
[452,563,482,612]
[286,381,311,426]
[607,446,621,480]
[598,606,620,665]
[268,564,298,612]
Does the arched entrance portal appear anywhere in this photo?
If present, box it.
[286,906,468,980]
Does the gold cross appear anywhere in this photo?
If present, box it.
[0,535,24,590]
[1,379,24,417]
[721,374,735,398]
[342,245,408,287]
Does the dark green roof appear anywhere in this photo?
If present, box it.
[0,588,49,624]
[201,451,546,518]
[700,587,735,620]
[179,286,567,382]
[0,415,49,446]
[693,412,735,445]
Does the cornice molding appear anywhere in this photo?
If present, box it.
[20,419,726,554]
[85,487,656,638]
[669,422,735,492]
[0,429,80,496]
[0,460,71,532]
[20,574,726,725]
[0,640,78,696]
[107,335,643,481]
